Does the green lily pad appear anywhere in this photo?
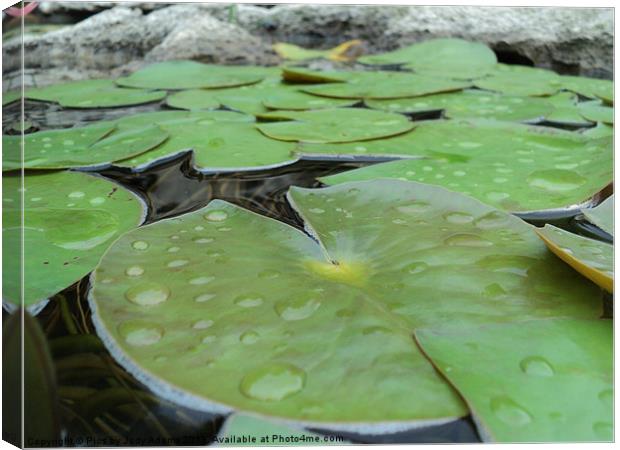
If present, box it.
[560,75,613,103]
[474,64,561,97]
[165,89,224,111]
[544,93,593,126]
[318,119,612,212]
[415,318,612,442]
[216,414,327,446]
[582,195,613,236]
[25,79,166,108]
[2,171,145,308]
[536,224,613,292]
[301,72,470,100]
[2,90,21,106]
[116,61,264,90]
[578,102,614,124]
[366,90,553,122]
[582,122,613,138]
[3,123,168,171]
[256,108,414,143]
[89,180,599,432]
[359,38,497,80]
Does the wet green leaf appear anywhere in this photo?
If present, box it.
[359,38,497,80]
[415,318,612,442]
[474,64,561,97]
[90,180,599,432]
[366,90,553,122]
[582,122,613,138]
[536,224,613,292]
[578,102,614,124]
[216,414,326,446]
[544,92,593,126]
[560,75,613,103]
[116,61,265,90]
[318,119,612,212]
[25,79,166,108]
[582,195,613,236]
[2,171,145,308]
[256,108,414,143]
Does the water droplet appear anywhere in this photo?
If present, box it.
[490,396,532,427]
[193,319,214,329]
[234,294,264,308]
[474,211,509,229]
[397,201,430,214]
[68,191,85,198]
[309,208,325,214]
[363,326,391,335]
[258,269,280,279]
[240,363,306,401]
[167,259,189,268]
[527,169,586,192]
[592,421,613,440]
[392,218,407,225]
[132,240,149,251]
[125,283,170,306]
[89,197,105,206]
[195,293,216,303]
[167,246,180,253]
[194,225,205,231]
[240,331,260,345]
[445,233,493,247]
[520,356,554,377]
[193,237,214,244]
[403,261,428,274]
[125,265,145,277]
[202,335,216,344]
[486,191,510,202]
[443,212,474,224]
[189,276,214,286]
[205,210,228,222]
[275,295,320,321]
[118,320,164,346]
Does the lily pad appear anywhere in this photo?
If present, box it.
[359,38,497,80]
[89,180,599,432]
[578,102,614,124]
[535,225,613,292]
[116,61,264,90]
[560,75,613,103]
[2,90,21,106]
[274,40,363,62]
[301,72,470,100]
[415,318,612,442]
[582,122,613,138]
[256,108,414,143]
[216,414,326,446]
[544,92,593,126]
[3,123,168,170]
[582,195,613,236]
[474,64,561,97]
[25,79,166,108]
[2,171,145,308]
[281,67,351,84]
[317,120,612,212]
[366,90,553,122]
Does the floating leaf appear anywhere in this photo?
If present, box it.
[166,89,224,111]
[281,67,351,84]
[560,75,613,103]
[256,108,414,143]
[366,90,553,122]
[415,318,612,442]
[25,79,166,108]
[535,225,613,292]
[2,90,21,106]
[582,122,613,138]
[474,64,561,97]
[89,180,600,432]
[116,61,264,90]
[301,72,469,100]
[317,120,612,212]
[274,40,363,62]
[359,38,497,80]
[578,102,614,124]
[262,89,357,111]
[544,92,593,126]
[216,414,326,446]
[2,171,145,308]
[582,195,613,236]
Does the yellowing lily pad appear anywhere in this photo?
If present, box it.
[474,64,561,97]
[2,171,145,308]
[256,108,414,143]
[116,61,265,90]
[359,38,497,80]
[536,224,613,292]
[415,318,612,442]
[281,67,352,84]
[25,79,166,108]
[366,90,553,122]
[582,195,613,236]
[274,40,363,62]
[89,180,600,432]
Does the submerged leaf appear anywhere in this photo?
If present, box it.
[582,195,614,236]
[2,171,145,308]
[90,180,599,431]
[415,318,612,442]
[535,225,613,292]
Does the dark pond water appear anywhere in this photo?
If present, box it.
[2,90,612,446]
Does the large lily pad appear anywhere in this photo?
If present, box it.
[474,64,561,97]
[535,225,613,292]
[544,93,593,126]
[116,61,265,90]
[2,171,145,308]
[366,90,553,122]
[582,195,613,236]
[560,75,613,103]
[25,79,166,108]
[3,123,168,170]
[578,102,614,124]
[317,119,612,212]
[256,108,414,143]
[358,38,497,80]
[301,72,470,100]
[415,318,612,442]
[89,180,599,432]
